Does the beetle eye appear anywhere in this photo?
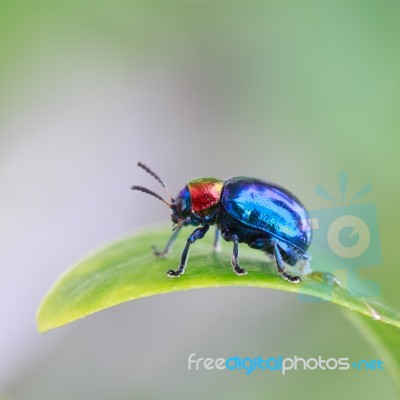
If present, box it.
[174,197,185,213]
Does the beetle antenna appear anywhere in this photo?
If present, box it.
[137,162,173,201]
[131,185,172,209]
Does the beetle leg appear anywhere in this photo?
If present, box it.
[213,228,222,252]
[153,218,191,257]
[273,242,301,283]
[153,226,182,257]
[231,234,247,275]
[167,225,210,277]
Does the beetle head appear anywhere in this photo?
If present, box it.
[132,163,222,229]
[171,186,192,227]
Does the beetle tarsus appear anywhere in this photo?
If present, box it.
[153,245,168,257]
[167,269,182,277]
[234,265,247,276]
[281,272,301,283]
[272,242,301,284]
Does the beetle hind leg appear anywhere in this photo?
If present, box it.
[272,242,301,284]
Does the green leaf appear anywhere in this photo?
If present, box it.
[36,226,400,334]
[344,311,400,395]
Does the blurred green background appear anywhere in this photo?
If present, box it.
[1,0,399,399]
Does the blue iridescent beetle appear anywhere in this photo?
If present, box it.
[132,162,312,283]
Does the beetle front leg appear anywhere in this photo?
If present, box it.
[153,226,182,257]
[167,225,210,277]
[272,242,301,283]
[153,218,191,257]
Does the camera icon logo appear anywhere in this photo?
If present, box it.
[327,214,370,259]
[309,173,381,269]
[300,173,382,300]
[310,204,381,269]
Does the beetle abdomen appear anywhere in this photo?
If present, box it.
[221,177,312,252]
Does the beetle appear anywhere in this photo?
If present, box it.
[132,162,312,283]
